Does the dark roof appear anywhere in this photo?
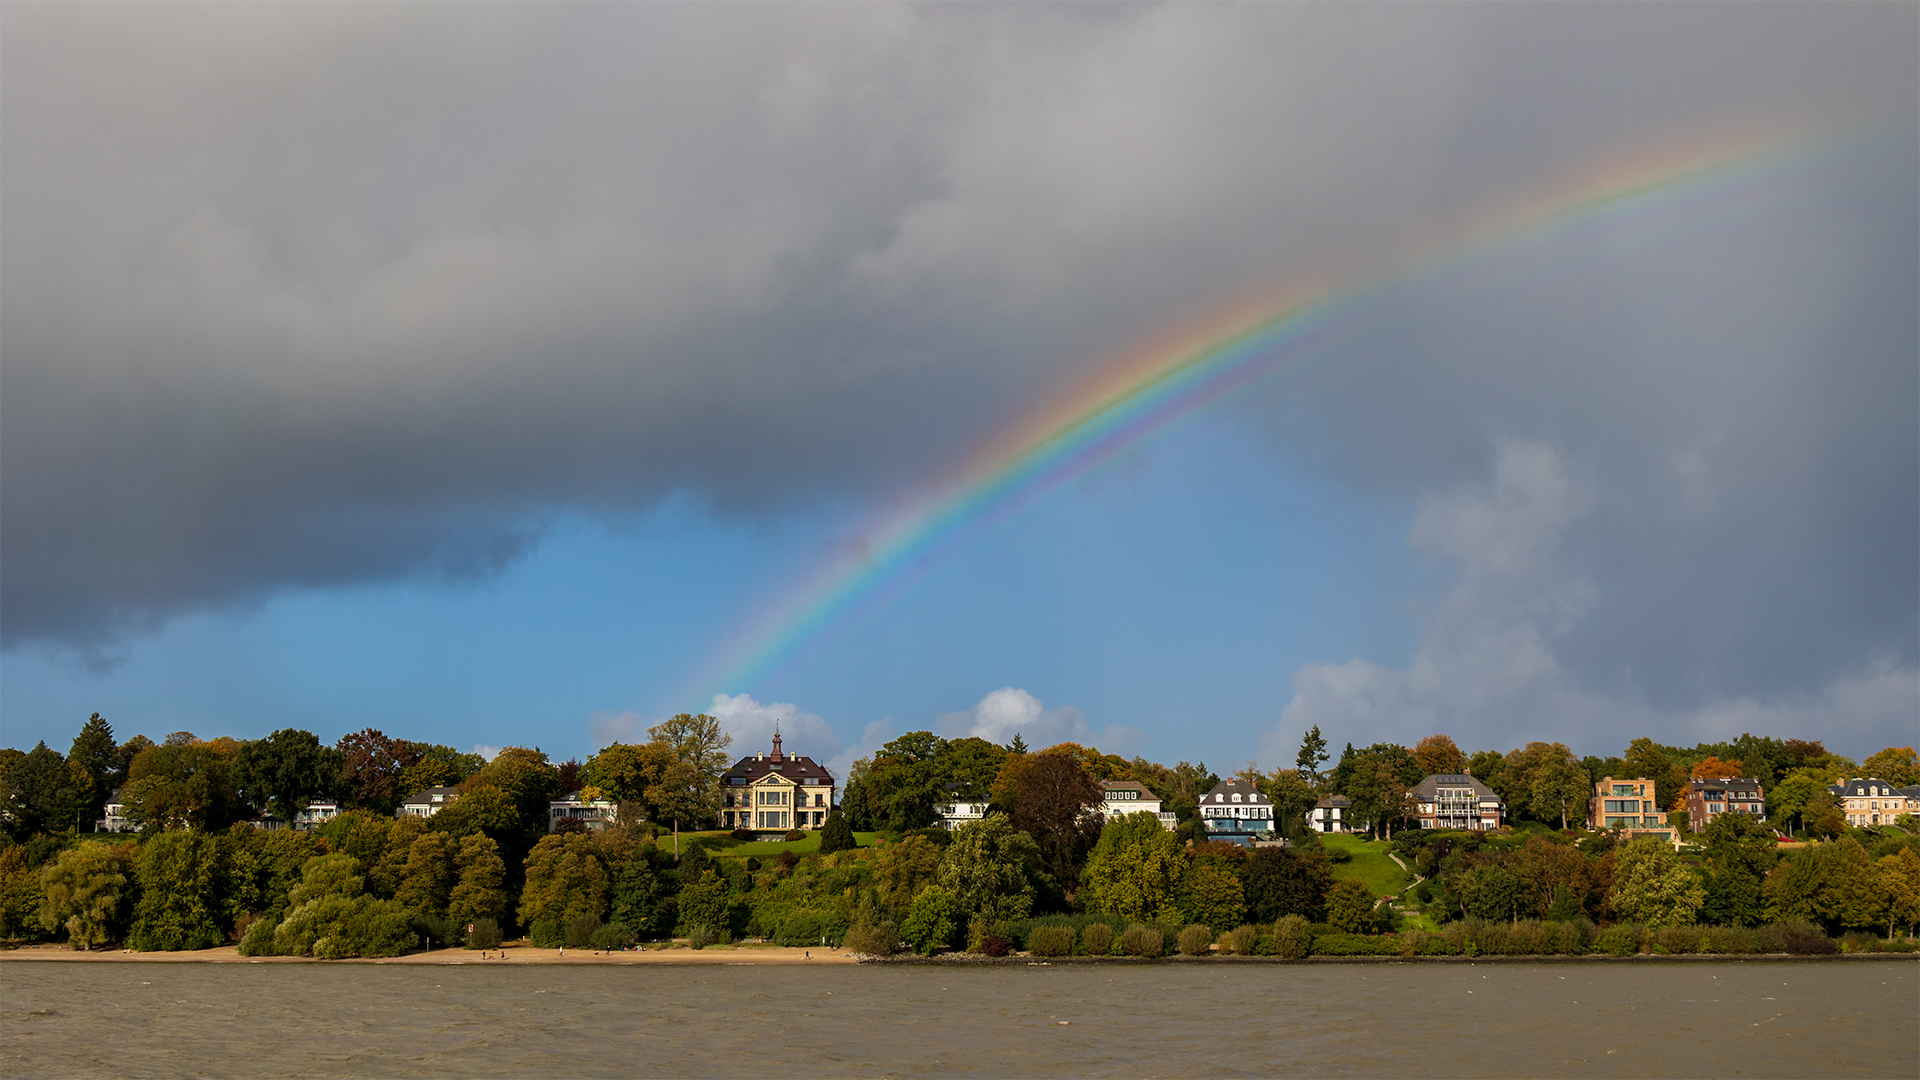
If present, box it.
[1900,785,1920,800]
[400,786,460,805]
[1837,778,1902,797]
[1100,780,1156,796]
[1688,777,1762,792]
[1410,774,1500,801]
[1314,795,1351,808]
[723,754,834,786]
[1200,778,1273,806]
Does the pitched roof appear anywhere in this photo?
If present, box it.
[1410,774,1500,800]
[1687,776,1762,793]
[1837,777,1903,797]
[1200,778,1273,806]
[1100,780,1157,798]
[400,786,460,805]
[723,754,835,786]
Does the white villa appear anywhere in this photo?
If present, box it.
[1097,779,1176,830]
[1309,794,1356,834]
[937,784,990,830]
[1409,774,1505,831]
[1198,778,1276,841]
[549,791,618,832]
[399,786,460,819]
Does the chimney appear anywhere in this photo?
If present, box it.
[771,722,784,763]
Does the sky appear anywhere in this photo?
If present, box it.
[2,4,1915,779]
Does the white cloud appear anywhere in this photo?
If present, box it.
[471,744,501,763]
[708,692,839,765]
[1265,441,1919,763]
[936,686,1143,754]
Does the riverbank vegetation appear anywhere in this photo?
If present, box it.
[2,714,1916,959]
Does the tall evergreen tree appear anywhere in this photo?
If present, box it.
[68,714,117,821]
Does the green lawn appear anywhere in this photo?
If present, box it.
[687,830,880,857]
[1320,833,1413,898]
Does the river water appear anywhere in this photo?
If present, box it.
[3,959,1914,1077]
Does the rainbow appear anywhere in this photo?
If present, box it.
[690,130,1832,705]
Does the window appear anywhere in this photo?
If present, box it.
[760,790,787,806]
[1612,784,1637,796]
[1232,793,1242,803]
[814,793,824,806]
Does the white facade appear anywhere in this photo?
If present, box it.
[294,800,341,831]
[549,791,618,832]
[96,790,133,833]
[937,795,989,830]
[1097,780,1177,830]
[399,787,460,819]
[1199,779,1276,838]
[1833,778,1912,828]
[1309,795,1355,834]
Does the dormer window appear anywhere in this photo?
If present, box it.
[1232,793,1242,803]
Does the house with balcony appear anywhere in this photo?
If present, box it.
[549,791,618,832]
[1410,774,1505,831]
[1198,778,1276,843]
[1683,777,1765,833]
[399,786,460,819]
[1096,779,1177,830]
[294,800,341,831]
[720,731,835,833]
[1588,777,1673,843]
[1308,794,1356,834]
[96,789,134,833]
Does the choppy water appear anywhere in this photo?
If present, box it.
[3,959,1914,1078]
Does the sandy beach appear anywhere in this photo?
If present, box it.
[0,942,859,965]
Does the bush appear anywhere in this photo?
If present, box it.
[1310,933,1400,956]
[730,828,755,842]
[901,886,960,956]
[412,913,456,948]
[1219,924,1259,956]
[818,812,856,855]
[589,922,636,950]
[238,916,279,956]
[1177,924,1214,956]
[1251,931,1278,956]
[1325,880,1379,934]
[1597,925,1640,956]
[273,894,413,959]
[564,913,602,948]
[1028,924,1077,957]
[774,909,849,948]
[979,933,1012,957]
[466,917,503,949]
[1081,922,1112,957]
[784,829,807,842]
[1272,915,1312,959]
[1121,923,1164,958]
[687,925,717,949]
[529,918,565,948]
[1756,920,1833,955]
[844,920,899,957]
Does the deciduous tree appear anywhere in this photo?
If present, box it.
[1079,812,1186,923]
[38,842,135,949]
[234,729,343,824]
[1859,747,1919,787]
[1414,735,1467,778]
[129,831,228,951]
[1609,836,1705,928]
[936,813,1040,943]
[1010,751,1101,885]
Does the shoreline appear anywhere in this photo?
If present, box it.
[0,943,858,965]
[3,943,1911,966]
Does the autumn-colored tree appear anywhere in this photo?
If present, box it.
[1859,747,1919,787]
[1801,791,1847,840]
[1010,751,1102,885]
[1516,836,1592,919]
[335,729,419,815]
[1622,738,1688,817]
[1690,756,1744,780]
[1414,735,1468,778]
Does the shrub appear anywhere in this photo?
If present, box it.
[1220,924,1259,956]
[844,920,899,957]
[412,913,455,948]
[1119,923,1162,957]
[784,829,807,842]
[238,916,279,956]
[1177,924,1214,956]
[466,918,503,949]
[1597,925,1640,956]
[1081,922,1113,957]
[818,812,856,855]
[730,828,755,842]
[1310,933,1400,956]
[687,925,717,949]
[1272,915,1312,959]
[529,918,565,948]
[1756,920,1833,955]
[1028,924,1077,957]
[565,913,602,948]
[979,933,1012,957]
[589,922,636,950]
[273,894,413,959]
[460,910,499,945]
[774,909,849,948]
[1325,880,1379,934]
[1251,931,1278,956]
[900,886,960,956]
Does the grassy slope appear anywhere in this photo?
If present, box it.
[684,831,881,857]
[1320,833,1412,898]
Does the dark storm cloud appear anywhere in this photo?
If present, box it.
[3,0,1914,750]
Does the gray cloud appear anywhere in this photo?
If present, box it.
[4,2,1914,740]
